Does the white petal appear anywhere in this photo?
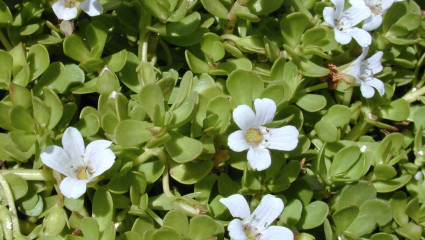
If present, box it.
[228,130,250,152]
[52,0,78,20]
[233,105,257,130]
[250,194,284,229]
[228,219,248,240]
[360,83,375,98]
[254,98,276,126]
[362,15,383,31]
[259,226,294,240]
[323,7,336,27]
[220,194,251,219]
[41,145,73,176]
[85,140,114,175]
[366,51,383,74]
[60,177,89,199]
[368,78,385,96]
[79,0,103,16]
[62,127,85,164]
[349,27,372,47]
[334,29,352,45]
[88,148,116,178]
[247,148,271,171]
[345,4,371,26]
[331,0,345,18]
[381,0,395,11]
[266,126,299,151]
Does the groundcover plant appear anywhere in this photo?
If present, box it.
[0,0,424,239]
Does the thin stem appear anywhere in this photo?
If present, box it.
[0,169,51,181]
[146,208,163,227]
[413,52,425,87]
[158,150,174,199]
[134,147,162,165]
[223,0,241,34]
[300,82,328,94]
[342,87,353,106]
[0,29,12,51]
[343,117,373,141]
[0,173,21,238]
[402,85,425,103]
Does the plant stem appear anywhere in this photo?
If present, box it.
[402,85,425,103]
[0,29,12,51]
[223,0,241,34]
[0,169,51,181]
[134,147,162,165]
[300,82,328,93]
[343,117,372,141]
[146,208,163,227]
[413,52,425,87]
[0,173,21,238]
[342,87,353,106]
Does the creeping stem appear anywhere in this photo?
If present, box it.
[0,173,21,238]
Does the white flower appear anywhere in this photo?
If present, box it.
[323,0,372,47]
[220,194,294,240]
[41,127,115,198]
[345,47,385,98]
[362,0,395,31]
[228,98,299,171]
[52,0,103,20]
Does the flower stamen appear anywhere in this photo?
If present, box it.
[245,128,263,145]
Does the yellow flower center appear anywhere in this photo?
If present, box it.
[245,128,263,144]
[76,166,94,180]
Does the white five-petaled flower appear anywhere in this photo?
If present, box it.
[362,0,395,31]
[228,98,299,171]
[52,0,103,20]
[323,0,372,47]
[220,194,294,240]
[41,127,115,198]
[345,47,385,98]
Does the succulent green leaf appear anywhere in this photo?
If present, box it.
[226,70,263,107]
[164,130,203,163]
[115,120,153,147]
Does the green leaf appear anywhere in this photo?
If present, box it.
[295,94,326,112]
[200,0,229,19]
[10,105,34,132]
[323,105,351,127]
[0,0,12,26]
[333,181,377,210]
[345,214,376,237]
[201,33,225,62]
[315,119,339,142]
[0,50,13,85]
[188,215,223,239]
[164,130,203,163]
[81,217,100,240]
[298,201,329,230]
[9,82,31,109]
[140,84,165,121]
[92,188,113,232]
[373,175,411,193]
[115,120,153,147]
[0,173,28,200]
[96,67,120,95]
[63,35,90,62]
[332,206,359,233]
[280,199,303,225]
[377,99,410,121]
[226,70,264,107]
[359,199,392,227]
[163,210,189,235]
[329,146,361,178]
[185,50,209,74]
[281,12,310,47]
